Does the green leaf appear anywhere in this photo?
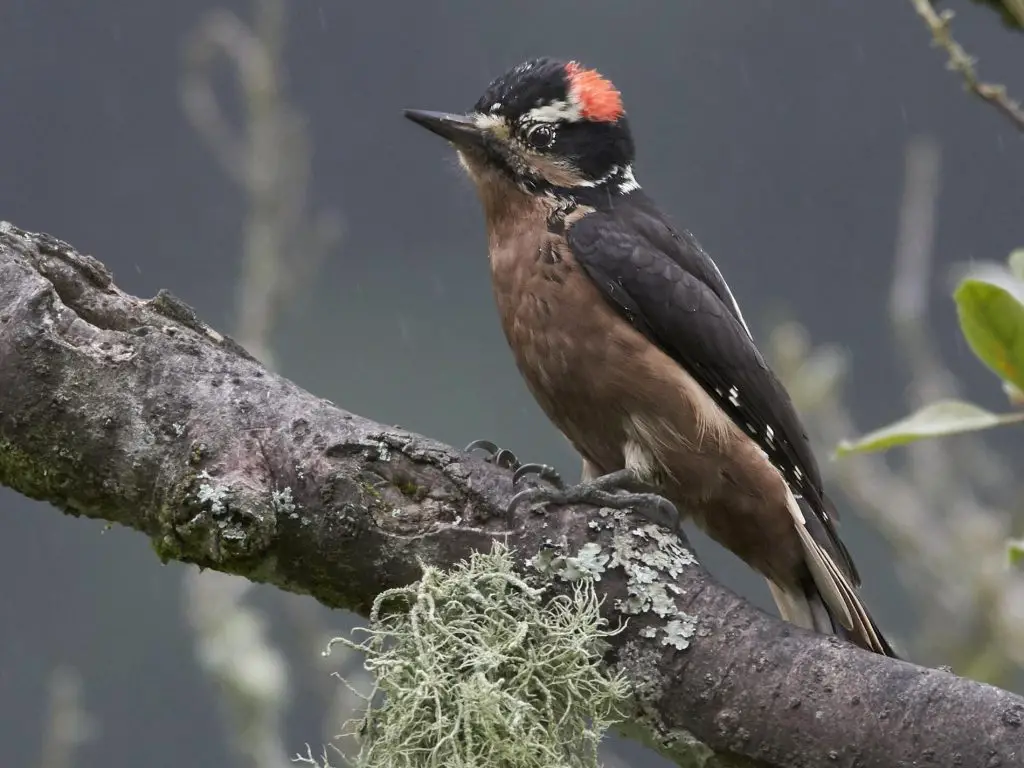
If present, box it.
[954,267,1024,392]
[1007,248,1024,280]
[1009,539,1024,569]
[1003,380,1024,405]
[836,399,1024,456]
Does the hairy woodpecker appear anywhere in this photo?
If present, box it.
[405,57,896,657]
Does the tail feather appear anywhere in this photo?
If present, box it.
[767,579,832,635]
[774,488,899,658]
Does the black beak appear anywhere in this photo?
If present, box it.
[404,109,485,150]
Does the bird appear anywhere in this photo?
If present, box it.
[404,57,896,657]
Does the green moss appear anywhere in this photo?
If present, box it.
[149,468,205,563]
[359,481,382,501]
[0,438,83,508]
[395,480,426,500]
[188,441,208,467]
[356,478,399,518]
[0,439,44,496]
[151,532,183,564]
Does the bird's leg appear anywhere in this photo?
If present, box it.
[508,467,680,532]
[463,439,564,486]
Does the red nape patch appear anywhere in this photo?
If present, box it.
[565,61,624,122]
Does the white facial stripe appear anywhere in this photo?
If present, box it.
[469,108,643,196]
[525,99,582,124]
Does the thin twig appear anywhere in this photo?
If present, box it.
[769,136,1024,680]
[908,0,1024,132]
[180,2,349,764]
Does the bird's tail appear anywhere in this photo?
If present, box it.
[770,490,899,658]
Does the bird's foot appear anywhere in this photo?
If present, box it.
[508,467,679,532]
[465,439,564,486]
[512,462,565,490]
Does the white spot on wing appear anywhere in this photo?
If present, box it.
[728,386,740,407]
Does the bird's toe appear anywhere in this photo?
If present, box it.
[507,484,568,517]
[512,462,564,489]
[464,439,522,470]
[564,484,680,532]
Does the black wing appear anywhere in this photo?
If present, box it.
[567,197,857,580]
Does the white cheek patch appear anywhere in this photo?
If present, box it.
[571,164,642,194]
[617,166,641,194]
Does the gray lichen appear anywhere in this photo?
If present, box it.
[196,470,230,515]
[529,511,699,653]
[319,542,630,768]
[271,486,297,517]
[608,522,699,650]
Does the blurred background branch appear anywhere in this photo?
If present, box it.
[910,0,1024,130]
[181,0,342,368]
[178,2,358,765]
[37,667,95,768]
[769,134,1024,686]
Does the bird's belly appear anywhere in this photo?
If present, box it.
[498,262,748,488]
[507,290,802,577]
[500,268,659,474]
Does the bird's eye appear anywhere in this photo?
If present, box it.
[524,123,555,150]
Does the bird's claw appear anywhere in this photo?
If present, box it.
[464,439,521,470]
[467,442,676,531]
[507,479,680,532]
[464,441,564,487]
[512,462,564,489]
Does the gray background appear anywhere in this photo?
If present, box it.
[2,1,1022,766]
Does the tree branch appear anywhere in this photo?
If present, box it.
[909,0,1024,132]
[1,223,1021,768]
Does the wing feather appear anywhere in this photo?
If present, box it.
[567,199,857,581]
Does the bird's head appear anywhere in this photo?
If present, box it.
[405,58,639,205]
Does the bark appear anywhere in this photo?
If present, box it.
[0,222,1021,768]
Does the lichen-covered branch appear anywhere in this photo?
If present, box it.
[180,3,344,763]
[1,223,1021,768]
